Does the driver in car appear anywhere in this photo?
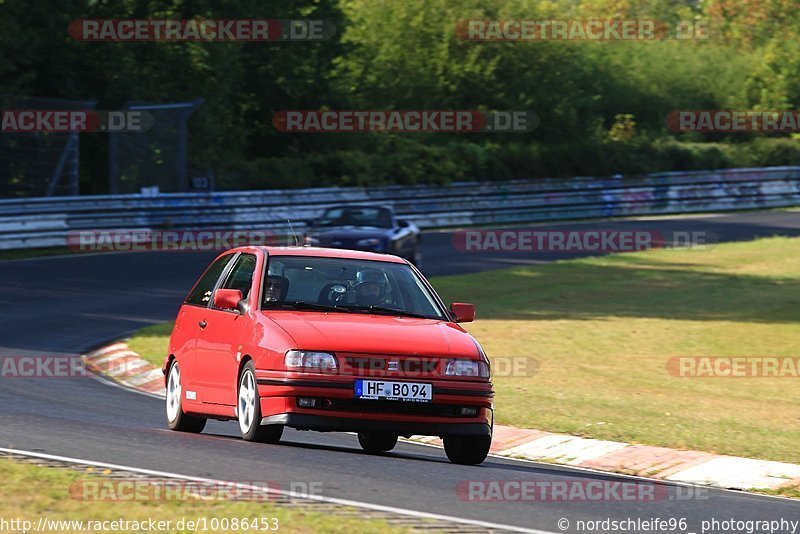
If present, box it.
[354,269,391,307]
[264,275,289,303]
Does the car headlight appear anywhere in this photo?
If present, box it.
[355,238,382,248]
[445,359,490,378]
[285,350,338,371]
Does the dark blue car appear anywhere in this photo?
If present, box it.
[304,205,422,265]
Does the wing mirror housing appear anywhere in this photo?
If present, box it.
[450,302,475,323]
[214,289,243,312]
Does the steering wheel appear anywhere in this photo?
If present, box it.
[317,283,349,306]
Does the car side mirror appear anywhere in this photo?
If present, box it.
[397,219,409,228]
[450,302,475,323]
[214,289,243,311]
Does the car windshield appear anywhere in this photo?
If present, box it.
[316,207,393,228]
[262,256,446,320]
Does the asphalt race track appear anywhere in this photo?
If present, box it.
[1,210,799,532]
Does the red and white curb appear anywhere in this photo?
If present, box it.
[85,342,800,494]
[83,342,165,396]
[408,431,800,492]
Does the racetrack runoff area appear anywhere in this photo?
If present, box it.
[432,236,800,468]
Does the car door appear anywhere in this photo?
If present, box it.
[194,252,257,407]
[174,253,236,404]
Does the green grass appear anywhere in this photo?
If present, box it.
[0,458,407,533]
[433,236,800,463]
[127,322,175,368]
[757,483,800,499]
[127,237,800,464]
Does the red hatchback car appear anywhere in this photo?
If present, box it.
[163,246,494,464]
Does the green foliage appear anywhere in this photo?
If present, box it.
[1,0,798,192]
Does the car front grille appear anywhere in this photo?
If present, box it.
[342,356,442,378]
[305,397,471,417]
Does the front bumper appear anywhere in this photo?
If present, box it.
[256,373,493,437]
[256,376,493,398]
[261,413,492,437]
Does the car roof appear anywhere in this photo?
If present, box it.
[227,246,407,264]
[322,204,393,212]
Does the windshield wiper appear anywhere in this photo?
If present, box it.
[266,301,354,313]
[267,301,435,319]
[347,305,433,319]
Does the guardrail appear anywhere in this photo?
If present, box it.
[1,166,799,250]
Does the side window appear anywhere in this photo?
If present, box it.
[185,254,234,306]
[218,253,257,303]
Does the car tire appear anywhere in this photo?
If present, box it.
[238,361,283,444]
[443,435,491,465]
[357,432,398,453]
[165,360,206,433]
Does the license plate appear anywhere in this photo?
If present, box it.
[355,379,432,403]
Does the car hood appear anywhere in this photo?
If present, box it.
[262,311,478,358]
